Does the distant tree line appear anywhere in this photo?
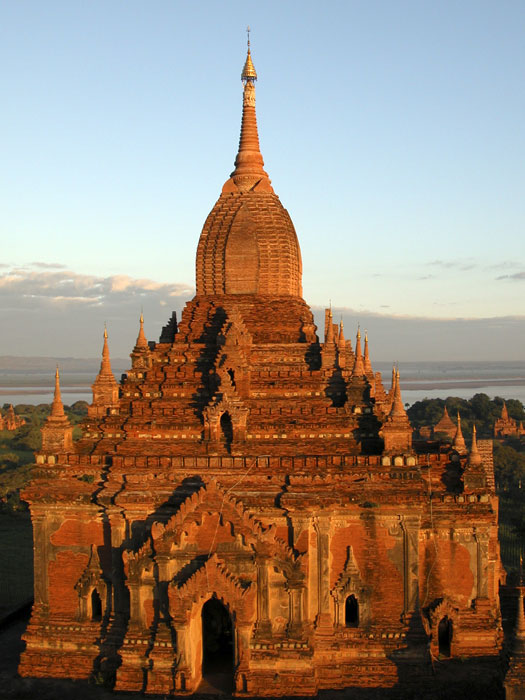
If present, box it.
[407,392,525,439]
[0,401,88,512]
[408,393,525,578]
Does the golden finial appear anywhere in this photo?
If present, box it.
[242,26,257,82]
[104,323,108,340]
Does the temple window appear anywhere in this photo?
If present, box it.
[220,412,234,450]
[91,589,102,621]
[227,369,236,388]
[345,594,359,627]
[438,616,452,656]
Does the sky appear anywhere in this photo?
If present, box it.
[1,1,524,360]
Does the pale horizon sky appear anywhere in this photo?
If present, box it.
[1,1,524,360]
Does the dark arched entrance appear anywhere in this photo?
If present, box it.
[220,412,233,452]
[91,589,102,621]
[438,616,452,657]
[201,598,234,692]
[345,594,359,627]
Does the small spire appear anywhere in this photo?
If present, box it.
[468,424,482,466]
[389,369,406,417]
[51,366,65,418]
[364,330,373,376]
[501,401,509,420]
[135,312,148,350]
[453,411,467,453]
[338,320,345,348]
[99,325,113,376]
[326,309,335,344]
[353,327,365,376]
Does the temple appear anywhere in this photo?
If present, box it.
[494,401,525,439]
[0,404,25,431]
[20,41,506,696]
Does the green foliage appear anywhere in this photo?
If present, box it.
[0,463,32,511]
[0,401,88,513]
[407,398,445,430]
[493,441,525,493]
[407,393,525,439]
[11,422,42,450]
[0,452,20,470]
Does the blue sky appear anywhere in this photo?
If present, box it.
[1,1,524,359]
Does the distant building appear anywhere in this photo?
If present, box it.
[20,44,505,696]
[494,401,525,439]
[0,404,25,431]
[432,406,457,440]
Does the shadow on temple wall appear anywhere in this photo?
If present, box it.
[90,477,209,689]
[191,306,227,417]
[325,369,347,407]
[440,454,463,493]
[304,342,321,371]
[384,609,504,700]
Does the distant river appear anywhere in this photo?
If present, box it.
[1,361,524,407]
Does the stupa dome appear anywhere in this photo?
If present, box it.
[195,47,303,298]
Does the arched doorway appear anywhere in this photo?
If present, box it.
[91,589,102,621]
[345,594,359,627]
[201,598,234,692]
[438,616,452,657]
[220,412,233,452]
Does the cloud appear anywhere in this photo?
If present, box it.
[426,259,477,272]
[0,267,523,360]
[310,305,525,361]
[0,267,193,309]
[0,265,195,357]
[30,262,67,270]
[487,260,523,271]
[496,271,525,281]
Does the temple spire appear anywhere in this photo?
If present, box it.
[90,327,119,417]
[338,321,345,349]
[224,30,273,193]
[453,411,467,453]
[99,326,114,376]
[389,370,406,418]
[468,424,482,466]
[380,369,413,453]
[51,366,65,418]
[352,327,365,376]
[135,312,148,350]
[41,365,73,453]
[325,308,335,344]
[363,331,373,377]
[391,365,397,392]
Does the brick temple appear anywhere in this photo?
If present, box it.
[20,43,507,696]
